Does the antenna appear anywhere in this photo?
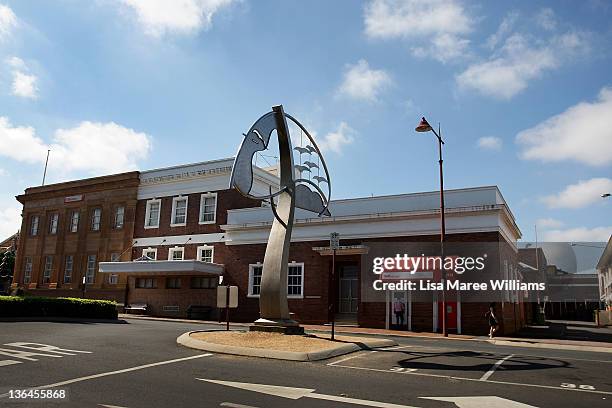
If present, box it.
[42,149,50,186]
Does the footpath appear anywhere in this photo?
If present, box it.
[119,314,612,354]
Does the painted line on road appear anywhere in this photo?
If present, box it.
[220,402,260,408]
[328,352,370,366]
[0,353,213,399]
[479,354,514,381]
[0,360,21,366]
[328,362,612,396]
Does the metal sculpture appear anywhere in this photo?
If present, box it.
[229,105,331,333]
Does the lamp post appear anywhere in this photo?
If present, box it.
[415,117,448,337]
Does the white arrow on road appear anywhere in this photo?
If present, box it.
[421,396,537,408]
[196,378,419,408]
[197,379,539,408]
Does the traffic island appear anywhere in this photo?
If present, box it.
[177,330,397,361]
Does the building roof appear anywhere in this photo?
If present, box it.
[597,235,612,270]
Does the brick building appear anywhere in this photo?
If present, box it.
[12,157,525,335]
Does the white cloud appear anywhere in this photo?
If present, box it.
[0,117,152,177]
[0,206,21,240]
[11,71,38,99]
[119,0,235,37]
[457,31,587,99]
[536,218,564,229]
[535,8,556,31]
[516,87,612,166]
[0,4,17,41]
[485,11,518,50]
[0,168,7,177]
[477,136,502,151]
[542,178,612,209]
[337,59,391,102]
[543,226,612,242]
[317,122,355,154]
[364,0,473,63]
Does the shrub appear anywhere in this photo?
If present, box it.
[0,296,117,319]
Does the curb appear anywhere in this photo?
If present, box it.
[0,316,126,324]
[488,339,612,354]
[177,330,396,361]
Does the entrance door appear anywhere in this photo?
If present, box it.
[338,265,359,314]
[438,301,457,331]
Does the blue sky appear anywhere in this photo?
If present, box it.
[0,0,610,242]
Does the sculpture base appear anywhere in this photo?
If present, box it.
[250,318,304,335]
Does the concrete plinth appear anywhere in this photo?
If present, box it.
[250,318,304,335]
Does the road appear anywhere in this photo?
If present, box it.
[0,318,611,408]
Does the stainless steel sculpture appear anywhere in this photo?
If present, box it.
[229,105,331,333]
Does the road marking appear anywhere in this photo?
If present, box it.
[0,360,21,366]
[328,362,612,395]
[421,396,536,407]
[0,353,212,399]
[99,405,129,408]
[480,354,514,381]
[327,352,368,366]
[198,378,420,408]
[5,342,92,355]
[220,402,260,408]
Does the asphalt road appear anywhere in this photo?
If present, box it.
[0,319,611,408]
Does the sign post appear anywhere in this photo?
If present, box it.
[330,232,340,341]
[217,285,238,331]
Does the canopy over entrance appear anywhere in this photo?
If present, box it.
[98,260,224,276]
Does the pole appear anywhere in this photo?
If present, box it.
[435,126,447,337]
[331,248,336,341]
[42,149,50,186]
[226,285,230,331]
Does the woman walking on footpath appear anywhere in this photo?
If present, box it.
[486,303,499,339]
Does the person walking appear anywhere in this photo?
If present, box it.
[485,302,499,338]
[393,299,405,326]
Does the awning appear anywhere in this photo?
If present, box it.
[312,245,369,256]
[98,260,224,276]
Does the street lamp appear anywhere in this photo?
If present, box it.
[415,117,448,337]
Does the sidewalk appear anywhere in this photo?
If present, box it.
[119,314,612,354]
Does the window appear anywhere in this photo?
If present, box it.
[108,274,118,284]
[24,257,32,284]
[69,211,79,233]
[30,216,39,236]
[166,277,181,289]
[248,264,263,296]
[114,206,125,229]
[145,199,161,229]
[91,208,102,231]
[168,247,184,261]
[142,248,157,260]
[197,245,214,263]
[171,196,188,226]
[86,254,96,284]
[191,277,217,289]
[199,193,217,224]
[43,256,53,283]
[49,213,58,235]
[136,278,156,288]
[64,255,73,284]
[288,263,304,297]
[248,262,304,298]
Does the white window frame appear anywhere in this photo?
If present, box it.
[144,199,161,229]
[86,254,96,284]
[69,211,79,233]
[248,262,304,298]
[248,263,263,297]
[30,215,39,236]
[287,262,304,298]
[108,274,118,284]
[142,248,157,260]
[168,246,184,261]
[197,245,214,263]
[171,196,188,227]
[91,208,102,231]
[49,213,58,235]
[43,255,53,283]
[199,192,217,224]
[114,206,125,229]
[64,255,73,284]
[24,257,32,284]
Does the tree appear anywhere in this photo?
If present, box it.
[0,250,15,282]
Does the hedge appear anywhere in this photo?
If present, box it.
[0,296,118,319]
